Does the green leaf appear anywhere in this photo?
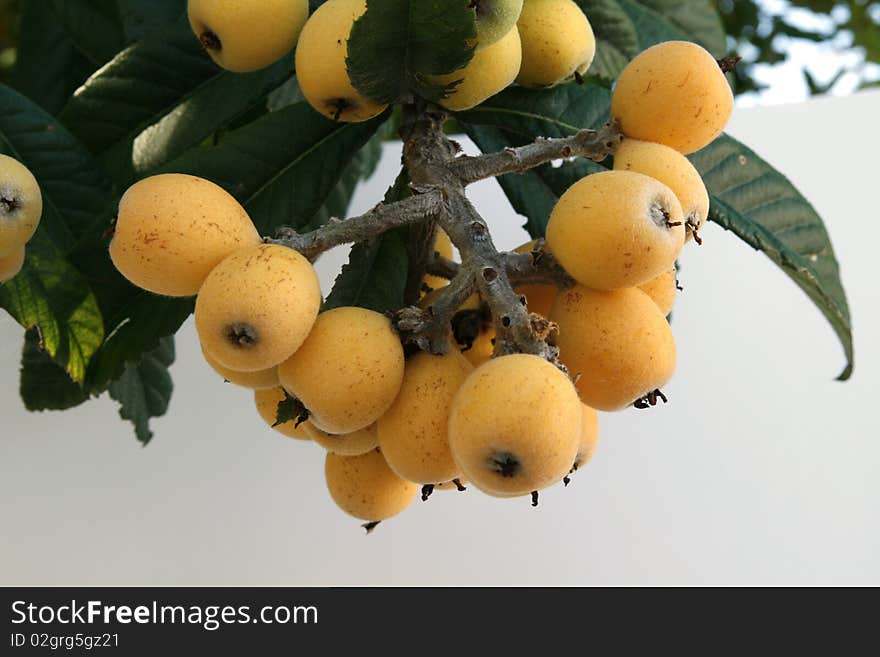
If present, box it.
[573,0,639,79]
[10,0,100,115]
[324,232,409,314]
[346,0,476,104]
[304,125,387,232]
[634,0,727,55]
[117,0,186,41]
[160,102,388,236]
[0,234,104,384]
[49,0,126,64]
[458,82,612,140]
[0,83,115,249]
[19,329,89,411]
[274,390,309,429]
[108,336,175,444]
[690,135,853,380]
[130,55,295,176]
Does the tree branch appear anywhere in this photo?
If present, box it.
[450,121,623,185]
[265,191,441,260]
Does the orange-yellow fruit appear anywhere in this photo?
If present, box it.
[471,0,524,50]
[0,245,25,283]
[422,228,454,294]
[433,478,469,492]
[0,154,42,257]
[255,387,310,440]
[295,0,388,122]
[513,240,557,317]
[545,170,685,290]
[614,138,710,241]
[378,350,473,484]
[516,0,596,87]
[187,0,309,73]
[611,41,734,154]
[195,244,321,371]
[448,354,581,497]
[637,267,677,316]
[305,422,379,457]
[575,403,599,471]
[325,449,419,521]
[461,326,495,367]
[278,307,405,435]
[433,27,522,111]
[551,285,676,411]
[202,348,279,390]
[110,174,260,297]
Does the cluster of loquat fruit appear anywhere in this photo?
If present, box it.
[0,0,735,528]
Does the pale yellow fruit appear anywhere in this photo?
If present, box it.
[305,422,379,457]
[546,170,685,290]
[0,245,25,283]
[325,449,419,521]
[551,285,676,411]
[378,350,473,485]
[255,387,310,440]
[188,0,308,73]
[448,354,581,497]
[637,267,677,316]
[611,41,734,154]
[195,244,321,371]
[278,306,405,434]
[614,138,710,241]
[0,154,42,257]
[514,240,557,318]
[295,0,387,122]
[472,0,524,49]
[202,348,279,390]
[433,27,522,111]
[575,403,599,470]
[110,174,260,297]
[422,228,454,294]
[516,0,595,87]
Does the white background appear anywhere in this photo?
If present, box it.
[1,90,877,586]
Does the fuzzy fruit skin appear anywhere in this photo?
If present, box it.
[433,27,522,111]
[422,228,454,294]
[637,267,677,316]
[433,477,469,492]
[516,0,595,87]
[513,240,557,317]
[611,41,733,155]
[0,154,42,258]
[110,174,260,297]
[278,307,405,435]
[295,0,387,122]
[196,244,321,372]
[546,170,685,290]
[448,354,582,497]
[471,0,524,49]
[551,285,676,411]
[255,387,310,440]
[378,350,473,484]
[306,422,379,456]
[203,349,279,390]
[0,245,25,283]
[188,0,308,73]
[614,138,710,241]
[575,403,599,470]
[325,449,419,521]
